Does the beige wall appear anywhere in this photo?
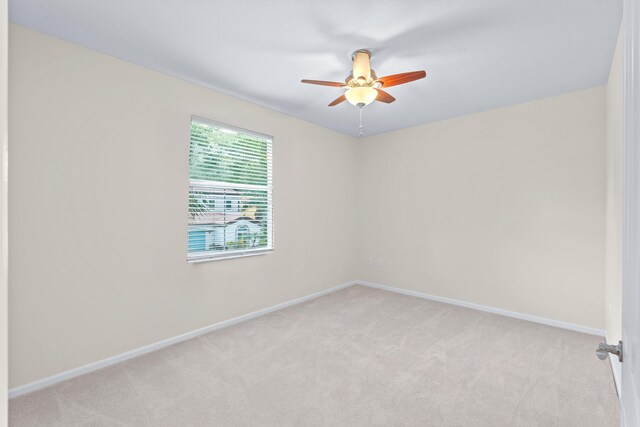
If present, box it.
[605,26,623,345]
[8,25,358,388]
[356,87,607,329]
[1,0,8,421]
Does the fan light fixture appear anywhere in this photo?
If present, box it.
[301,49,426,136]
[345,87,378,106]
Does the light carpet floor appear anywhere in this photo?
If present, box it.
[9,285,618,426]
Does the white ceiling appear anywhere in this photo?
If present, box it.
[10,0,622,137]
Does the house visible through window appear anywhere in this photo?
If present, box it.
[188,117,273,261]
[236,225,251,245]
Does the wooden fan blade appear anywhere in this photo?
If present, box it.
[377,71,426,88]
[301,79,344,87]
[328,94,347,106]
[375,89,396,103]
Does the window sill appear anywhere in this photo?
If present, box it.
[187,248,274,263]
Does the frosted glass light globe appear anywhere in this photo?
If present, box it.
[345,87,377,106]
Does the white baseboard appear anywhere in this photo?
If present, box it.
[357,280,605,336]
[605,333,622,398]
[9,280,358,399]
[10,279,606,399]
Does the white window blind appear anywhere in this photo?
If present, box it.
[188,117,273,261]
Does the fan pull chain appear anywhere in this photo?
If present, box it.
[358,106,364,137]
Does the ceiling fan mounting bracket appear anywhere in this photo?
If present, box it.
[351,49,372,62]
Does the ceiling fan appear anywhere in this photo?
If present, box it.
[301,49,426,108]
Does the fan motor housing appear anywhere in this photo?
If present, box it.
[345,70,378,86]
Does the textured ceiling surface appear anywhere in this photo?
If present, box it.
[10,0,622,137]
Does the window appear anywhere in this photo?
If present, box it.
[188,117,273,261]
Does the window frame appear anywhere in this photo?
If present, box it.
[187,116,274,263]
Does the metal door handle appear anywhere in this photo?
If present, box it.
[596,341,623,362]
